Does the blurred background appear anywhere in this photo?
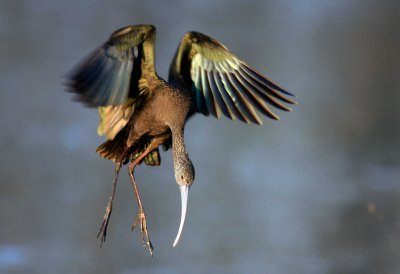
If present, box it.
[1,0,399,273]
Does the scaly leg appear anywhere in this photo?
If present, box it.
[128,136,168,256]
[128,167,153,256]
[97,161,122,247]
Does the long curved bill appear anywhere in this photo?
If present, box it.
[173,185,189,247]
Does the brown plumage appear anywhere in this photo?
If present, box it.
[65,24,296,255]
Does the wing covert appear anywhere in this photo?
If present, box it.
[169,31,296,124]
[66,24,156,107]
[65,24,156,140]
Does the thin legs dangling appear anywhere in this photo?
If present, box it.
[97,162,122,247]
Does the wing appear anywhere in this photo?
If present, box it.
[96,101,136,140]
[65,24,156,139]
[169,31,296,124]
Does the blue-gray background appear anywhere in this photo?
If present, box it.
[1,1,399,273]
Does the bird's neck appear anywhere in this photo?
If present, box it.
[170,125,193,182]
[171,126,188,163]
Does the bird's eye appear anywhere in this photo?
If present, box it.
[181,175,184,180]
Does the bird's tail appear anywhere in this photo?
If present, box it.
[96,138,161,166]
[96,138,127,163]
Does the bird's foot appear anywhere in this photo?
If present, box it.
[132,208,154,256]
[97,200,112,247]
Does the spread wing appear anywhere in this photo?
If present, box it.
[169,31,296,124]
[65,24,156,139]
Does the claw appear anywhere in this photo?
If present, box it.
[96,162,121,249]
[132,208,154,256]
[97,200,112,247]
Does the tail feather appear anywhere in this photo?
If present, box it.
[96,137,161,166]
[96,139,127,163]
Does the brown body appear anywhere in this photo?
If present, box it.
[97,75,192,166]
[66,24,295,255]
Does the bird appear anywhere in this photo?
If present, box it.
[65,24,296,256]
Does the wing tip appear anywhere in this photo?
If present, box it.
[272,115,280,121]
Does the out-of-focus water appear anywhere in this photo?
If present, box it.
[0,1,399,273]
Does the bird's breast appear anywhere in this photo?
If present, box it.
[148,85,192,127]
[129,85,191,138]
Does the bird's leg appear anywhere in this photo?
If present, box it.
[127,137,167,256]
[97,161,122,247]
[128,165,153,256]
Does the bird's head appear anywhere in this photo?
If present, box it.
[173,156,195,247]
[175,156,195,188]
